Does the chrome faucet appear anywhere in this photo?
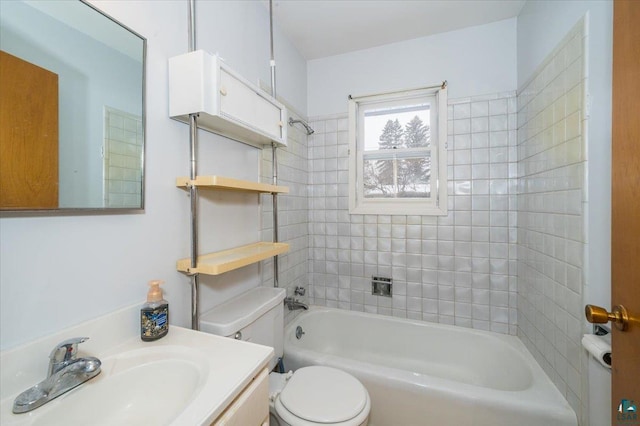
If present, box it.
[13,337,101,414]
[48,337,88,377]
[285,296,309,311]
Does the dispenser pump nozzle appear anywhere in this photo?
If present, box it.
[147,280,165,303]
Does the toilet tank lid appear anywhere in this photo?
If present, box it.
[199,287,286,336]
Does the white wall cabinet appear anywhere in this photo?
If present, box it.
[169,50,287,148]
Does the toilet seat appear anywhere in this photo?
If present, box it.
[273,366,370,426]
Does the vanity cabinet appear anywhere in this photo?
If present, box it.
[169,50,287,148]
[212,368,269,426]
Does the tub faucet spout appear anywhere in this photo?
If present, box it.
[285,296,308,311]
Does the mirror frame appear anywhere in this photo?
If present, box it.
[1,0,147,217]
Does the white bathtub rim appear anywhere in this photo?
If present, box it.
[289,306,525,351]
[285,344,569,416]
[284,306,577,424]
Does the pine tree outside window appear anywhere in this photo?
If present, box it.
[348,85,448,215]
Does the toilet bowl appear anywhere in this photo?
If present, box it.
[269,366,370,426]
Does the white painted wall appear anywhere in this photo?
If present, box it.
[517,0,612,311]
[0,0,307,350]
[307,18,517,117]
[195,1,307,115]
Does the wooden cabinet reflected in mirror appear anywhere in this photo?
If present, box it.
[0,51,59,209]
[0,0,146,213]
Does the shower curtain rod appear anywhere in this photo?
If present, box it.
[348,80,447,101]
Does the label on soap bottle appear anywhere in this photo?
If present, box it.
[141,305,169,341]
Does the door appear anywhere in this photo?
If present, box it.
[611,0,640,424]
[0,51,58,209]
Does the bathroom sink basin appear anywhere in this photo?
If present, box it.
[1,313,274,426]
[5,345,208,426]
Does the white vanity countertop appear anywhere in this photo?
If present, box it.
[0,303,273,425]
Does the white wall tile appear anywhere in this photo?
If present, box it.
[308,92,517,333]
[516,18,587,420]
[471,101,489,118]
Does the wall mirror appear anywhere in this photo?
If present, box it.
[0,0,146,213]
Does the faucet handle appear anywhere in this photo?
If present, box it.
[49,337,89,363]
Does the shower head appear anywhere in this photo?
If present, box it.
[288,117,315,135]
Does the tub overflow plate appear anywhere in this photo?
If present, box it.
[295,326,305,339]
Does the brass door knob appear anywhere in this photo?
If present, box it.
[585,304,629,331]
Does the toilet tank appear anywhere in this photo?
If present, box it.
[199,287,285,370]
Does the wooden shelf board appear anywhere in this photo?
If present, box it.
[176,176,288,194]
[177,242,289,275]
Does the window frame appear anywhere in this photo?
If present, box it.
[348,85,448,215]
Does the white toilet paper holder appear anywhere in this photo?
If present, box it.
[582,332,612,368]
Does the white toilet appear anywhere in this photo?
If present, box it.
[199,287,371,426]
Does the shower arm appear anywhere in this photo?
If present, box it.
[288,117,315,135]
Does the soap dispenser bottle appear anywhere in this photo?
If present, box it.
[141,280,169,341]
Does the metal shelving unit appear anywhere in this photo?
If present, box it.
[170,0,287,330]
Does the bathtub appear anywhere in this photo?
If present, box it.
[283,307,577,426]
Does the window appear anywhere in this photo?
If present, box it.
[348,84,448,215]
